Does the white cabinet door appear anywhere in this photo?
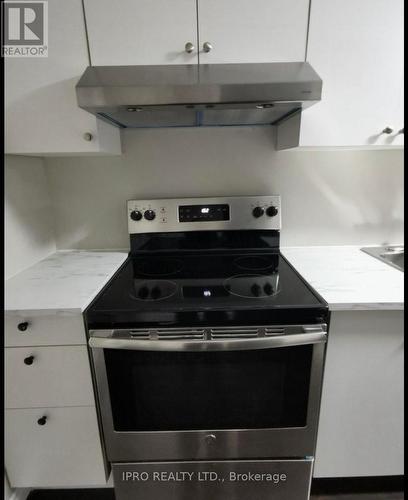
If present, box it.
[198,0,309,64]
[5,406,106,487]
[315,311,404,477]
[300,0,404,148]
[5,346,95,409]
[5,0,121,156]
[84,0,198,66]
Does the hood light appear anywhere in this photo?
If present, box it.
[256,103,274,109]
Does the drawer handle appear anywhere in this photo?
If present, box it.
[24,356,35,365]
[17,322,29,332]
[37,416,47,426]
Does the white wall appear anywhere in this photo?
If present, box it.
[44,128,404,250]
[5,155,56,279]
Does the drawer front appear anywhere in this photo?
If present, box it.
[5,345,95,408]
[112,459,313,500]
[5,406,107,487]
[5,311,86,347]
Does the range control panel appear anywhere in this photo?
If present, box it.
[127,196,281,234]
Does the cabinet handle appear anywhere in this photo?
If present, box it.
[37,416,47,426]
[24,355,35,365]
[17,322,29,332]
[203,42,213,53]
[184,42,195,53]
[83,132,93,141]
[382,127,394,134]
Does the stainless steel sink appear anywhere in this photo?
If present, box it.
[361,245,404,271]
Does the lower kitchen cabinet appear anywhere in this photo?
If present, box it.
[5,346,95,409]
[5,406,107,487]
[314,310,403,477]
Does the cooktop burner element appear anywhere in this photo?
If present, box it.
[234,255,276,271]
[135,257,183,277]
[132,280,178,301]
[224,274,279,298]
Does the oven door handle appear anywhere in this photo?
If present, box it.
[88,327,327,352]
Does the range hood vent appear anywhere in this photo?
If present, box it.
[76,62,322,149]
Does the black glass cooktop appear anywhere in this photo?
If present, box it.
[85,252,328,329]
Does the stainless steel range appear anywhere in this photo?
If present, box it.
[85,195,329,500]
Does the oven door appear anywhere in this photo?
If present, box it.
[89,324,327,462]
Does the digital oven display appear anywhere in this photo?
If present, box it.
[178,204,230,222]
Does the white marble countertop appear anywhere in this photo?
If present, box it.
[5,250,128,312]
[5,246,404,313]
[281,246,404,311]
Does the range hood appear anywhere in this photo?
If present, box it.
[76,62,322,149]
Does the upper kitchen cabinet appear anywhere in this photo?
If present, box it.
[198,0,309,64]
[5,0,121,156]
[83,0,309,66]
[84,0,199,65]
[300,0,404,148]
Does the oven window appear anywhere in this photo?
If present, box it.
[104,346,312,431]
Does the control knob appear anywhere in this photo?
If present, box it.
[130,210,143,221]
[266,206,279,217]
[144,210,156,221]
[252,206,264,218]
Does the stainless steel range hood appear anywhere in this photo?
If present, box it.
[76,62,322,149]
